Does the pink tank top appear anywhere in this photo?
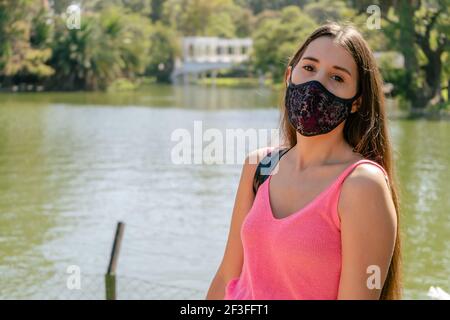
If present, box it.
[223,153,389,300]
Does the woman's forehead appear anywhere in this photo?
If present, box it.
[300,37,357,74]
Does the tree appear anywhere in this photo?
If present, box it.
[49,6,152,90]
[304,0,356,23]
[161,0,246,38]
[146,21,180,83]
[384,0,449,108]
[90,0,153,16]
[251,6,317,82]
[235,0,310,14]
[151,0,165,22]
[0,0,54,87]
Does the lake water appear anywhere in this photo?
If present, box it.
[0,85,448,299]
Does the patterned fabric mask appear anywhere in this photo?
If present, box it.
[285,71,360,136]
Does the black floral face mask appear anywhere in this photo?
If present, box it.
[285,71,360,136]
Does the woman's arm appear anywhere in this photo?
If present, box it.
[205,147,272,299]
[337,164,397,300]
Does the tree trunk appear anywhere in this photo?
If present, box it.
[412,51,443,108]
[395,0,445,108]
[397,0,420,105]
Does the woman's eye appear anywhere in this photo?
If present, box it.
[302,65,314,72]
[331,75,344,83]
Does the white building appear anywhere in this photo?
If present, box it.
[172,37,253,84]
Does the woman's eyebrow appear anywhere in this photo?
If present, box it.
[333,65,352,77]
[301,56,352,77]
[302,56,319,62]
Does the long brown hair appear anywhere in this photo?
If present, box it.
[279,23,402,300]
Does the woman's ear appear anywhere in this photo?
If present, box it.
[351,97,362,113]
[286,66,292,86]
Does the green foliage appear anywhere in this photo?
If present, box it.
[146,22,180,83]
[251,6,317,82]
[107,77,139,92]
[235,0,309,14]
[382,0,449,107]
[304,0,356,23]
[91,0,153,16]
[161,0,248,38]
[49,6,152,90]
[0,0,54,83]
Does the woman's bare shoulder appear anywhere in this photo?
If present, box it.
[244,146,277,167]
[238,146,278,187]
[345,162,389,190]
[339,162,395,223]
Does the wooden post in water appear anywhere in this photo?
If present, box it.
[105,221,125,300]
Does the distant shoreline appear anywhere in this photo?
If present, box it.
[1,80,449,120]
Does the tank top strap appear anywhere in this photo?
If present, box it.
[325,159,391,231]
[252,146,292,194]
[333,159,390,191]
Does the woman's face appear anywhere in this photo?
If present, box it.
[288,36,359,101]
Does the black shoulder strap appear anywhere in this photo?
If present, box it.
[252,147,291,194]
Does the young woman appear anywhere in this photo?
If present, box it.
[206,23,402,300]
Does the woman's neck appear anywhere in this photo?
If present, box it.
[291,133,353,171]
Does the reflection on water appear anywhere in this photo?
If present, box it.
[393,119,450,298]
[0,85,448,299]
[0,84,280,110]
